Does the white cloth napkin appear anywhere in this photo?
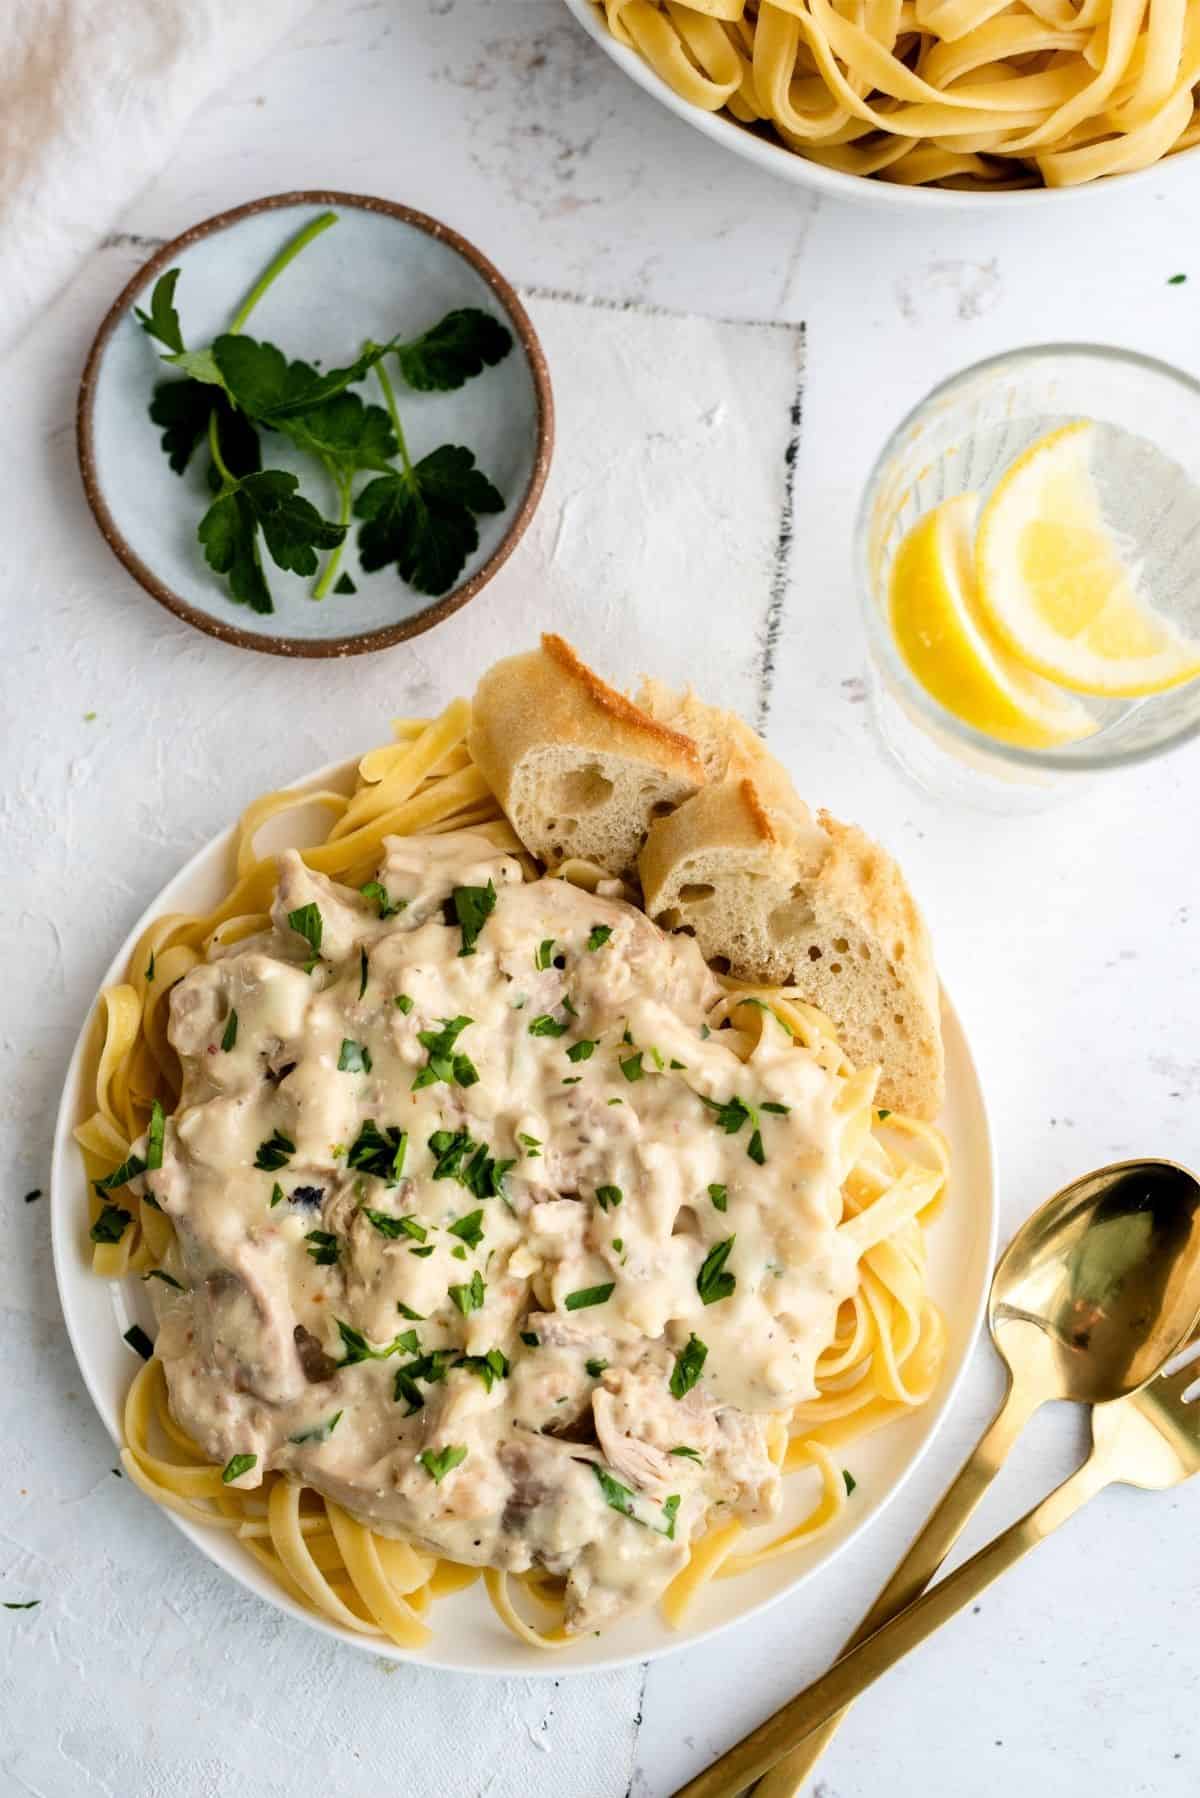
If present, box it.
[0,0,310,356]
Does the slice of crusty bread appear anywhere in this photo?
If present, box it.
[639,792,944,1119]
[635,677,803,824]
[468,634,705,875]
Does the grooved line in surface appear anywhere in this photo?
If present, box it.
[757,321,806,735]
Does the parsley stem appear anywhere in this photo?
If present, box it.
[207,409,235,487]
[227,210,338,336]
[312,469,352,600]
[372,355,415,480]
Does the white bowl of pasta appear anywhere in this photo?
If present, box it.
[562,0,1200,205]
[51,705,997,1674]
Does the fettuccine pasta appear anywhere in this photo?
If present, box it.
[589,0,1200,190]
[75,699,950,1651]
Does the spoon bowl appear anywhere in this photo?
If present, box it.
[989,1158,1200,1407]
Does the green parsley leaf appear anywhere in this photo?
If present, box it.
[286,902,323,971]
[418,1444,468,1483]
[518,1133,542,1157]
[198,470,345,614]
[305,1229,339,1266]
[145,951,156,982]
[429,1128,474,1181]
[596,1185,622,1211]
[270,1183,285,1208]
[334,573,357,594]
[145,1099,165,1172]
[1168,272,1188,285]
[669,1333,708,1399]
[843,1469,857,1496]
[535,938,556,970]
[586,925,612,952]
[93,1151,146,1197]
[221,1010,238,1052]
[396,1303,425,1320]
[413,1015,474,1088]
[585,1358,609,1378]
[394,994,414,1014]
[565,1283,614,1312]
[747,1128,766,1166]
[363,1207,412,1240]
[276,388,397,472]
[361,880,406,919]
[707,1183,728,1212]
[455,1347,510,1392]
[520,1331,540,1348]
[760,1102,790,1115]
[222,1453,257,1484]
[592,1462,636,1520]
[355,446,504,597]
[289,1411,343,1445]
[620,1051,644,1082]
[90,1204,131,1245]
[669,1059,687,1070]
[669,1446,703,1464]
[254,1128,295,1171]
[394,308,513,392]
[359,946,369,999]
[210,333,394,423]
[699,1093,753,1134]
[409,1244,435,1258]
[123,1324,154,1360]
[612,1237,624,1253]
[697,1237,736,1305]
[529,1013,567,1038]
[463,1144,515,1200]
[135,269,185,353]
[661,1494,682,1540]
[3,1600,40,1611]
[448,1209,485,1250]
[336,1319,420,1367]
[144,1269,185,1291]
[566,1038,596,1063]
[347,1119,407,1182]
[337,1038,372,1074]
[877,1109,892,1121]
[449,1269,486,1315]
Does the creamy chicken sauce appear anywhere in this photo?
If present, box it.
[138,832,860,1634]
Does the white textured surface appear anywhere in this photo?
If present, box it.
[3,2,1200,1794]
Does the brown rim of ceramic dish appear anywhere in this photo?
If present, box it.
[77,190,555,659]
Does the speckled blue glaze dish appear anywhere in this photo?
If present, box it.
[77,192,553,658]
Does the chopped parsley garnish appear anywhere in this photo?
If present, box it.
[449,1269,486,1315]
[877,1109,892,1121]
[418,1445,468,1483]
[289,1411,343,1444]
[254,1128,295,1171]
[843,1469,857,1496]
[347,1119,407,1182]
[707,1183,727,1212]
[620,1051,644,1082]
[566,1038,596,1063]
[362,1207,421,1240]
[586,924,612,951]
[528,1013,568,1038]
[146,1099,165,1172]
[450,880,496,956]
[669,1446,703,1464]
[287,902,324,972]
[396,1302,425,1320]
[93,1152,146,1197]
[591,1465,679,1539]
[535,938,556,970]
[409,1244,435,1258]
[699,1093,753,1134]
[336,1319,421,1366]
[596,1185,622,1211]
[661,1494,681,1540]
[1168,272,1188,285]
[760,1101,790,1115]
[518,1132,542,1158]
[565,1282,614,1311]
[456,1347,509,1392]
[563,1076,582,1086]
[221,1010,238,1052]
[448,1209,485,1250]
[305,1229,339,1265]
[700,1023,711,1039]
[393,1349,456,1411]
[222,1454,257,1483]
[669,1332,708,1398]
[338,1038,372,1074]
[748,1128,766,1166]
[429,1128,473,1180]
[697,1237,736,1305]
[562,993,578,1017]
[123,1324,154,1360]
[669,1059,687,1070]
[270,1182,285,1208]
[90,1204,132,1244]
[520,1331,540,1348]
[612,1237,624,1253]
[394,993,414,1014]
[359,947,369,998]
[144,1269,185,1291]
[585,1358,609,1378]
[360,880,406,919]
[413,1015,475,1089]
[145,950,156,981]
[3,1601,40,1611]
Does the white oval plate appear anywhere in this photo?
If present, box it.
[560,0,1200,212]
[50,756,997,1675]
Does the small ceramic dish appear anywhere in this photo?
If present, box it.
[78,192,553,658]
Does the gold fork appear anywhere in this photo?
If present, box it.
[674,1333,1200,1798]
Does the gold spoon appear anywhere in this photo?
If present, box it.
[680,1157,1200,1798]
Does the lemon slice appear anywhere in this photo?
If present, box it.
[974,421,1200,697]
[889,492,1097,750]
